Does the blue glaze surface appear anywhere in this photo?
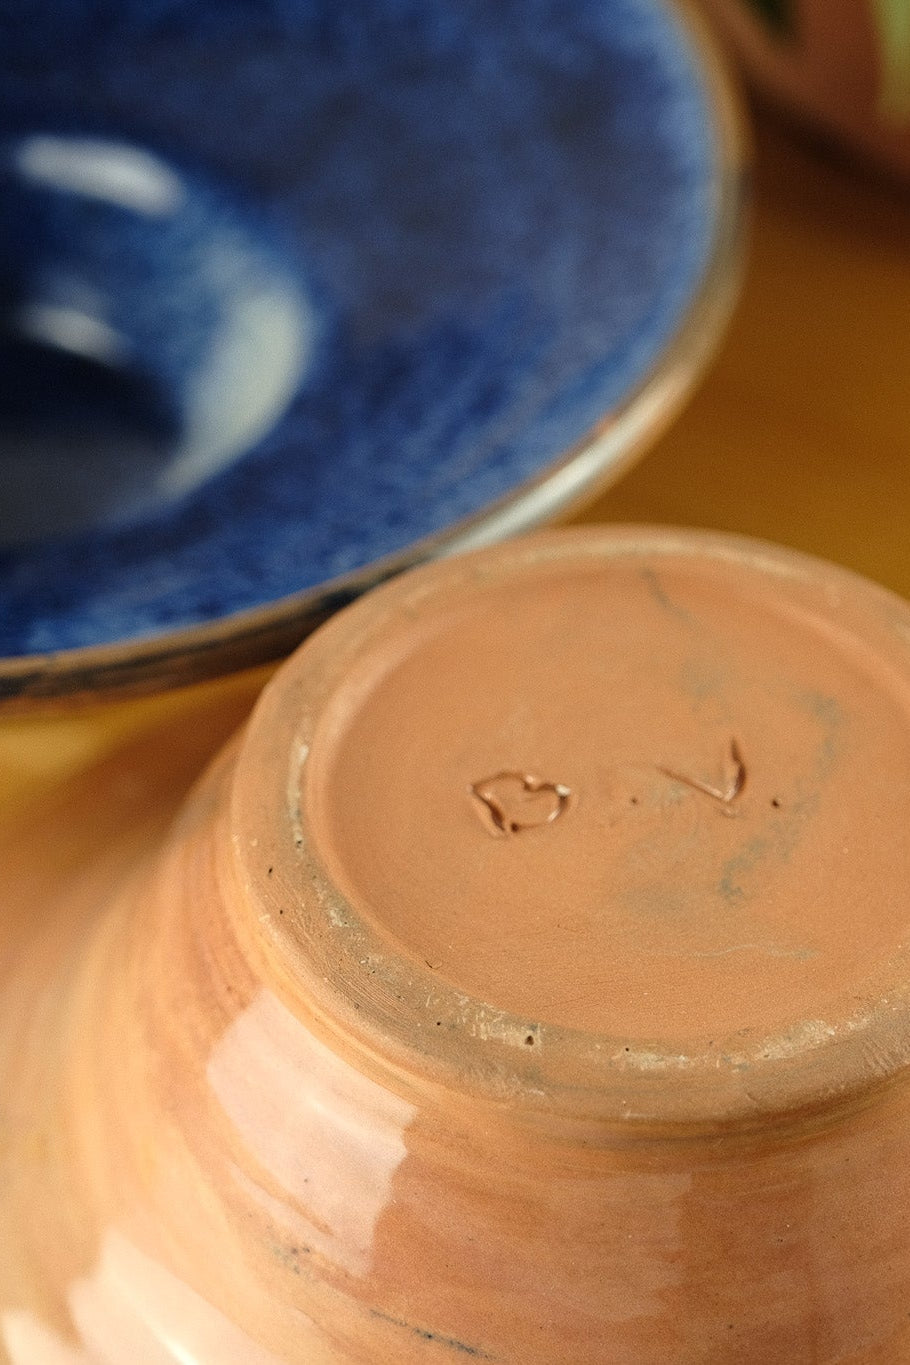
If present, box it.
[0,0,717,654]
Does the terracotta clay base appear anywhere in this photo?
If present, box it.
[4,527,910,1362]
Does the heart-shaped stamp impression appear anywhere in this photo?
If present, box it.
[470,771,572,837]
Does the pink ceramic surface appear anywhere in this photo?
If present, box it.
[704,0,910,179]
[7,528,910,1360]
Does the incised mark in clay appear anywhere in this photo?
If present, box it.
[658,738,746,810]
[470,772,571,837]
[470,740,746,837]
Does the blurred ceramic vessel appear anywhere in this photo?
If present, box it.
[6,527,910,1361]
[0,0,744,705]
[703,0,910,179]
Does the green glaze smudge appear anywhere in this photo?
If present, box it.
[871,0,910,121]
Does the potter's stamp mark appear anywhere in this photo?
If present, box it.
[470,771,571,837]
[469,740,746,835]
[658,738,746,810]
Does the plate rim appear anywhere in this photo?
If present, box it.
[0,0,749,708]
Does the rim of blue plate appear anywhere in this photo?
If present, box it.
[0,0,748,708]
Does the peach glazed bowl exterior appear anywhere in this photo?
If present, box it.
[5,526,910,1361]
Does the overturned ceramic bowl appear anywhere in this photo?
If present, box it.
[6,526,910,1361]
[0,0,743,703]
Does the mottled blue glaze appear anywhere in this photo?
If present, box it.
[0,0,717,653]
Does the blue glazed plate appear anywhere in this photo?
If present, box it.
[0,0,744,699]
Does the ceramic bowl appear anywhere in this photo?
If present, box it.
[6,527,910,1361]
[0,0,744,704]
[703,0,910,179]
